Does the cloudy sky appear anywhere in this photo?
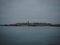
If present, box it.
[0,0,60,24]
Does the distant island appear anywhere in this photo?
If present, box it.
[0,22,60,27]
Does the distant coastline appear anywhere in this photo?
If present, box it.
[0,23,60,27]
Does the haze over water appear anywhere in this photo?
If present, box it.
[0,1,60,45]
[0,0,60,24]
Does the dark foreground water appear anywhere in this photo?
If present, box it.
[0,26,60,45]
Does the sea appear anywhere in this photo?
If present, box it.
[0,26,60,45]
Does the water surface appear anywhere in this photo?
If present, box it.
[0,26,60,45]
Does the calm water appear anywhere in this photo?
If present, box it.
[0,26,60,45]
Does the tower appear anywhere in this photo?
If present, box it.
[27,19,29,24]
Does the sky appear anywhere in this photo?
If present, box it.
[0,0,60,24]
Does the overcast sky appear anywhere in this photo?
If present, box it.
[0,0,60,24]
